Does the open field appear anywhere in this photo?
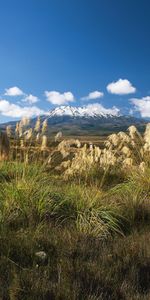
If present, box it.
[0,121,150,299]
[0,161,150,300]
[62,135,106,146]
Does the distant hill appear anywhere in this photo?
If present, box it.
[0,105,146,136]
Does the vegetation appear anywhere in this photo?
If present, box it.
[0,118,150,299]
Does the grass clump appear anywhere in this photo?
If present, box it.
[0,160,149,299]
[0,121,150,299]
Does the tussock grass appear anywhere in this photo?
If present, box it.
[107,169,150,230]
[0,156,150,299]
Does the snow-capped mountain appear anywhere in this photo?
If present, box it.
[47,104,120,119]
[1,105,145,136]
[39,105,145,135]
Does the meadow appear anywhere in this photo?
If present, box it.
[0,117,150,299]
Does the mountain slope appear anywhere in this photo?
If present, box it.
[1,105,146,136]
[40,105,146,135]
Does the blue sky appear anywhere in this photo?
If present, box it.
[0,0,150,122]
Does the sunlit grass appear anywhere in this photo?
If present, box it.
[0,121,150,298]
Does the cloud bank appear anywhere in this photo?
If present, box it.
[81,90,104,100]
[45,91,75,105]
[5,86,24,96]
[22,94,39,104]
[107,79,136,95]
[130,96,150,117]
[1,82,149,121]
[0,100,45,118]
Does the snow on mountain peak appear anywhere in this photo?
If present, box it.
[48,104,120,118]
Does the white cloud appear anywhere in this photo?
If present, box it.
[130,96,150,117]
[129,109,134,115]
[5,86,24,96]
[0,100,45,118]
[22,94,39,104]
[107,79,136,95]
[45,91,75,105]
[81,90,104,100]
[85,103,120,116]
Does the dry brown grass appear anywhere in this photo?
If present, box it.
[0,121,149,298]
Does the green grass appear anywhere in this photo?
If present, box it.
[0,161,150,299]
